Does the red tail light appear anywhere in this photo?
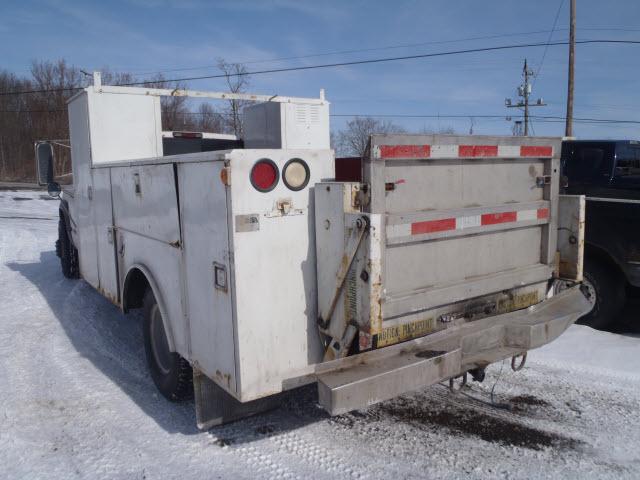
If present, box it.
[250,159,279,192]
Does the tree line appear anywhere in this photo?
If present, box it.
[0,59,248,182]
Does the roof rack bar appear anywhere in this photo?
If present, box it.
[92,84,327,105]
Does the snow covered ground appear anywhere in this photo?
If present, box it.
[1,190,639,480]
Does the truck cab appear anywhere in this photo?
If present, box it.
[561,140,640,328]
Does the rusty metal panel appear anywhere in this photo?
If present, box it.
[316,201,362,344]
[557,194,585,281]
[315,183,362,341]
[360,134,563,349]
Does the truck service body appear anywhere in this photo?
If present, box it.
[43,74,592,428]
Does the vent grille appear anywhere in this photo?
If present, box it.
[309,106,320,123]
[295,105,307,124]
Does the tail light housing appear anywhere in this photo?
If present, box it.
[283,158,310,191]
[250,159,279,192]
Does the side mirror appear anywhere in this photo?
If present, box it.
[35,141,61,198]
[35,142,55,186]
[47,182,62,198]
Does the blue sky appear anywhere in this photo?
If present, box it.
[1,0,639,138]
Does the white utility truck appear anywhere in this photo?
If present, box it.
[37,73,591,429]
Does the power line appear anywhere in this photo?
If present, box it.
[534,0,566,86]
[121,39,640,86]
[333,114,640,124]
[3,39,640,98]
[3,108,638,125]
[120,26,640,78]
[126,29,564,77]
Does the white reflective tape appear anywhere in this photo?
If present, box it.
[497,145,521,157]
[386,223,411,238]
[516,209,538,222]
[456,215,481,230]
[430,145,459,158]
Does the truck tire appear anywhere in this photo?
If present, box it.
[142,288,193,401]
[57,216,79,279]
[579,259,625,330]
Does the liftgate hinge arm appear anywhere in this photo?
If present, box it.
[317,215,370,330]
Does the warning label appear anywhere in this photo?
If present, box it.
[375,317,436,348]
[497,291,540,313]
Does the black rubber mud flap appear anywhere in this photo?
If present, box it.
[193,370,283,430]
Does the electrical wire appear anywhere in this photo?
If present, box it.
[2,108,639,125]
[2,39,640,97]
[120,40,640,86]
[533,0,566,88]
[490,360,506,406]
[124,29,564,76]
[119,26,640,78]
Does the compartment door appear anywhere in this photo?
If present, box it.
[178,162,237,395]
[92,168,119,302]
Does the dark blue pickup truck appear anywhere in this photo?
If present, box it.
[562,140,640,328]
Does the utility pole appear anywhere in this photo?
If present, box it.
[565,0,576,137]
[523,59,531,136]
[505,59,546,136]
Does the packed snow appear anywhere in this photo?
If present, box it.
[1,190,639,479]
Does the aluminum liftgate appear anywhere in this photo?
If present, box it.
[315,134,590,414]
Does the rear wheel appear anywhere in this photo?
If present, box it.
[578,258,625,330]
[56,216,79,279]
[142,288,193,401]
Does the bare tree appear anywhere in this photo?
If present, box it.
[99,68,135,86]
[335,116,406,158]
[0,60,232,182]
[194,103,224,133]
[216,59,251,137]
[142,74,196,131]
[0,70,33,180]
[27,60,87,179]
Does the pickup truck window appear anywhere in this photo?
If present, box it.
[614,145,640,178]
[567,147,608,181]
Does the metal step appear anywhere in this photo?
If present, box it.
[317,348,461,415]
[316,286,591,416]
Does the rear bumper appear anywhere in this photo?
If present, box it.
[316,285,591,415]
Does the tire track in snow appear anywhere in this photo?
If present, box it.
[269,430,368,479]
